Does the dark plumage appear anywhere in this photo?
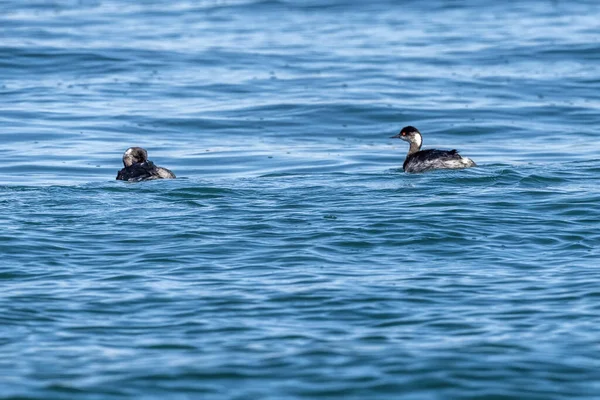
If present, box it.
[116,147,175,182]
[403,149,462,172]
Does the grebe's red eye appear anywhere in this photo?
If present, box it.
[401,132,406,136]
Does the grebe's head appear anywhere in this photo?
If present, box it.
[391,126,422,148]
[122,147,148,167]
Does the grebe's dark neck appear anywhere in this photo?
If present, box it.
[406,133,423,155]
[408,132,423,156]
[408,142,421,155]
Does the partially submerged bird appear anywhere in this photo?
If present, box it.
[390,126,476,173]
[116,147,176,181]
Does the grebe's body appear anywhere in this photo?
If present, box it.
[116,147,175,181]
[391,126,476,173]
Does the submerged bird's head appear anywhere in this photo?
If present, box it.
[122,147,148,167]
[391,126,422,149]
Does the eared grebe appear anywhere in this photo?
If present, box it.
[116,147,176,181]
[390,126,476,173]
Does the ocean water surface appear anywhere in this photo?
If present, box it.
[2,1,600,398]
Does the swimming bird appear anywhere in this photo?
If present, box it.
[116,147,176,181]
[390,126,476,173]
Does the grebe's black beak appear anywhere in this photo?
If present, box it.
[390,133,402,139]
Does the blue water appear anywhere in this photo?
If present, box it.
[2,1,600,399]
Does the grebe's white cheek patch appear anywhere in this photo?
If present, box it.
[414,134,422,148]
[125,148,134,156]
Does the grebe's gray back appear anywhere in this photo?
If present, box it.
[390,126,476,173]
[116,147,176,181]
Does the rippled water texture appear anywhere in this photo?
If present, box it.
[2,1,600,399]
